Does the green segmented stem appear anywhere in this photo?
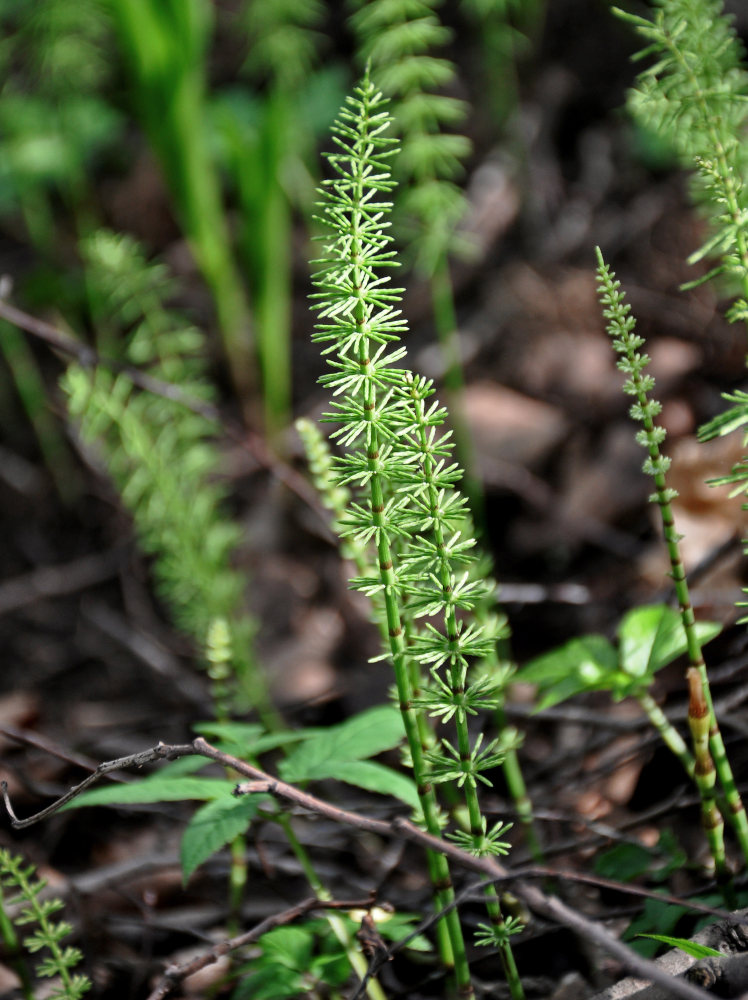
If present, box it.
[354,294,469,996]
[406,376,524,998]
[596,248,748,878]
[636,690,694,779]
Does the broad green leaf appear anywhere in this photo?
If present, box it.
[618,605,720,679]
[233,964,305,1000]
[519,635,617,710]
[150,756,213,777]
[279,705,404,783]
[324,760,419,808]
[635,934,722,959]
[594,842,655,883]
[65,775,235,809]
[373,911,432,952]
[180,794,265,884]
[258,926,315,970]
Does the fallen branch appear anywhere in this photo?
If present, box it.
[1,737,732,1000]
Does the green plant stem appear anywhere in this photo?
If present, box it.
[494,705,543,864]
[345,180,470,992]
[237,89,293,442]
[626,15,748,862]
[687,668,734,902]
[110,0,255,416]
[637,371,748,864]
[596,247,748,877]
[0,320,78,503]
[365,405,468,991]
[296,418,458,972]
[636,691,695,779]
[277,815,388,1000]
[409,380,524,999]
[429,258,483,528]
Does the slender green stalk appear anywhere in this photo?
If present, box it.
[233,2,326,439]
[311,72,533,996]
[636,690,695,779]
[614,0,748,865]
[278,815,388,1000]
[0,321,78,503]
[404,372,524,997]
[596,248,748,878]
[297,416,461,973]
[109,0,255,414]
[687,669,734,900]
[493,706,543,864]
[429,258,483,523]
[312,72,473,995]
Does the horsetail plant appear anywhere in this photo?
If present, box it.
[349,0,482,518]
[62,230,268,721]
[310,71,524,998]
[0,849,91,1000]
[615,0,748,313]
[595,247,748,889]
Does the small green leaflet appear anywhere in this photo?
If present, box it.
[181,794,266,884]
[635,934,722,959]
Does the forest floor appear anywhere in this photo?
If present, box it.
[2,2,748,998]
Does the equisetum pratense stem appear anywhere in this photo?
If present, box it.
[408,378,525,1000]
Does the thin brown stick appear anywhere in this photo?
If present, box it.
[0,737,727,1000]
[146,894,377,1000]
[1,742,196,828]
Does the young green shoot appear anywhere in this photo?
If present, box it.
[310,71,524,998]
[596,247,748,882]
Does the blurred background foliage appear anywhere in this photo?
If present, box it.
[0,0,539,474]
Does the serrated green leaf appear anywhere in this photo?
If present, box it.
[258,926,315,970]
[328,760,419,808]
[192,722,320,759]
[618,605,720,678]
[180,794,265,884]
[233,964,305,1000]
[65,775,235,810]
[635,933,722,959]
[279,705,404,783]
[250,729,321,756]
